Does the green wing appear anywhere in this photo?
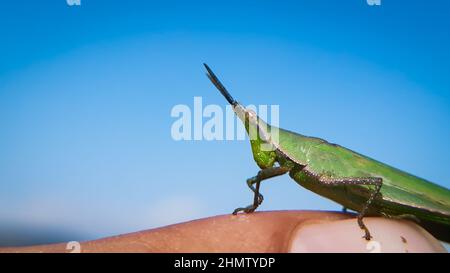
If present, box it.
[276,127,450,222]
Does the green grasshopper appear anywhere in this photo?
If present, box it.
[204,64,450,242]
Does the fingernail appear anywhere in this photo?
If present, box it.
[288,218,446,253]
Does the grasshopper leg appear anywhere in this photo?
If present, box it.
[318,176,382,240]
[233,166,289,215]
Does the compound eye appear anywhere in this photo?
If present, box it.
[247,109,257,121]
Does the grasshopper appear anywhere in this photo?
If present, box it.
[204,64,450,241]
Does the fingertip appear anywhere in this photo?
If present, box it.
[288,218,447,253]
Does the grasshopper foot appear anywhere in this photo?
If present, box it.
[232,204,257,215]
[358,217,372,240]
[362,230,372,241]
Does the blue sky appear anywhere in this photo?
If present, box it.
[0,1,449,245]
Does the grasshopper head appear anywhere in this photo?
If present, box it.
[238,105,277,168]
[204,63,277,168]
[233,104,270,142]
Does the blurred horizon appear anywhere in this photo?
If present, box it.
[0,1,449,247]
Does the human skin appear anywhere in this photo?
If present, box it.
[0,210,446,253]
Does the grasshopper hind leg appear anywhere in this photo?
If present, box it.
[357,179,382,240]
[232,166,289,215]
[318,176,383,240]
